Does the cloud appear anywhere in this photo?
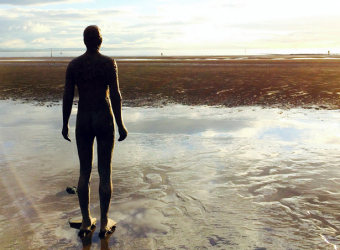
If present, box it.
[30,23,51,33]
[0,0,92,6]
[32,37,47,44]
[0,1,340,52]
[0,38,26,48]
[128,21,192,29]
[0,8,127,21]
[0,6,150,49]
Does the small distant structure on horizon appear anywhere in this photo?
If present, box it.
[328,50,330,55]
[161,53,163,56]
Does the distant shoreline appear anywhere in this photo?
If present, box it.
[0,54,340,61]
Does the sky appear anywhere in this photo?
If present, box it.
[0,0,339,54]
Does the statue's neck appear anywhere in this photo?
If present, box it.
[86,48,100,54]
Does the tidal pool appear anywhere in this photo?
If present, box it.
[1,101,340,249]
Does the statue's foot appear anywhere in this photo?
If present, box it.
[98,218,116,239]
[78,218,97,238]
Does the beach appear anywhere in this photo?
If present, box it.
[1,56,340,249]
[1,55,340,109]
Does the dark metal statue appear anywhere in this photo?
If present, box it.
[62,25,128,237]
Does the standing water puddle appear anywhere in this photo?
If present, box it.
[1,101,340,249]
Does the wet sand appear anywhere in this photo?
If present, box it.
[2,56,340,249]
[1,101,340,249]
[1,55,340,109]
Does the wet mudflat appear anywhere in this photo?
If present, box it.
[1,101,340,249]
[1,56,340,109]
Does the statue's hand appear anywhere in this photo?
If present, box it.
[62,125,71,142]
[118,126,128,142]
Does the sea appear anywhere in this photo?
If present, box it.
[0,48,339,58]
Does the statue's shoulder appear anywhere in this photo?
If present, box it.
[67,54,86,69]
[100,54,116,64]
[99,54,117,70]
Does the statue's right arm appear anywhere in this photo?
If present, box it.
[108,59,128,142]
[62,64,75,142]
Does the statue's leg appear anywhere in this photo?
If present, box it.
[76,112,95,230]
[95,109,115,231]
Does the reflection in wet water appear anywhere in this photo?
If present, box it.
[1,101,340,249]
[78,225,115,250]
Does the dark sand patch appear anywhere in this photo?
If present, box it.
[1,55,340,109]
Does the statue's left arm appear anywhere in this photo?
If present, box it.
[62,64,75,142]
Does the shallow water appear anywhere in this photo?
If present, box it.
[1,101,340,249]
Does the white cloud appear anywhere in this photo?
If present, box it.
[0,38,26,48]
[0,0,92,6]
[0,1,340,51]
[32,37,47,44]
[30,23,51,33]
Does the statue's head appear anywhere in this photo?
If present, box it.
[83,25,102,50]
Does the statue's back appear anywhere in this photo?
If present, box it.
[66,53,117,111]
